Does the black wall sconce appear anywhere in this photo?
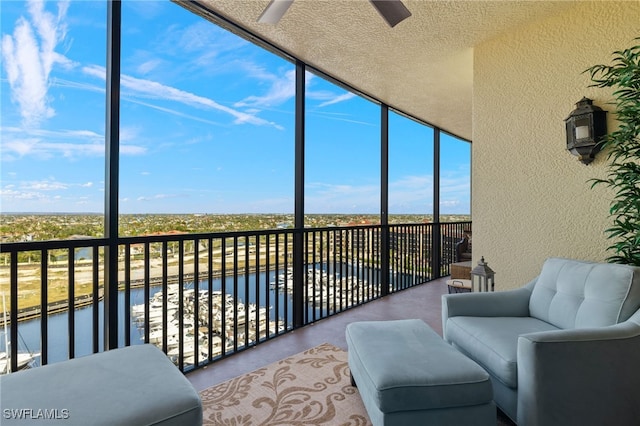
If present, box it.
[564,97,607,165]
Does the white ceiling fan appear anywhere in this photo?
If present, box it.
[258,0,412,28]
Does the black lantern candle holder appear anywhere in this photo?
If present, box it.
[564,97,607,165]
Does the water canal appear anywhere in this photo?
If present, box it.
[4,263,381,366]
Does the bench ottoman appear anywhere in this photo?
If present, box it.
[0,344,203,425]
[346,319,495,426]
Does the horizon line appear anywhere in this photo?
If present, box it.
[0,212,470,216]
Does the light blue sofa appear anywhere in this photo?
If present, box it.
[442,257,640,426]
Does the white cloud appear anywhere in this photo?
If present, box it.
[440,175,471,194]
[2,177,91,197]
[16,127,102,143]
[118,126,140,143]
[301,173,469,214]
[137,59,163,75]
[305,182,380,213]
[0,126,147,159]
[440,199,461,208]
[52,77,104,93]
[387,173,470,213]
[119,97,228,128]
[318,92,356,108]
[1,177,101,211]
[82,65,283,130]
[0,187,45,201]
[304,76,372,125]
[235,68,296,108]
[1,0,75,127]
[306,73,357,108]
[136,193,182,202]
[172,21,247,68]
[1,138,39,157]
[24,179,68,191]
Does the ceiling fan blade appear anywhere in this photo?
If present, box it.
[369,0,412,27]
[258,0,294,24]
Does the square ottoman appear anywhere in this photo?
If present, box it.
[0,344,203,425]
[346,319,495,426]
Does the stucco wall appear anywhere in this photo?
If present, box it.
[472,1,640,289]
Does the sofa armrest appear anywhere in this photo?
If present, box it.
[442,286,532,319]
[441,286,532,342]
[517,319,640,425]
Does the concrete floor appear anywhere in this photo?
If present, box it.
[185,277,516,425]
[186,277,447,390]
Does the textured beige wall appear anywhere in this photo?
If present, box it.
[473,1,640,289]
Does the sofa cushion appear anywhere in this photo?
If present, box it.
[529,258,640,329]
[446,316,558,388]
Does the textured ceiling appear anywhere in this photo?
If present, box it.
[178,0,577,141]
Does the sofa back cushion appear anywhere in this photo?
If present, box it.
[529,258,640,329]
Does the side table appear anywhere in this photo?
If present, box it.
[450,261,472,280]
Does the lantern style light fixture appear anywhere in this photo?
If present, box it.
[470,257,495,292]
[564,97,607,165]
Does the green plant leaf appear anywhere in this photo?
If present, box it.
[587,37,640,266]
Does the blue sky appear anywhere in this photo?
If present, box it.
[1,0,470,215]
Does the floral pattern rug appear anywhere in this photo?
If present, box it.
[199,343,372,426]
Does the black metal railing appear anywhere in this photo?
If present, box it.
[0,221,470,373]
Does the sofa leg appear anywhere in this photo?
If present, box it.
[350,373,357,387]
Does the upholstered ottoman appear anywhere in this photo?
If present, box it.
[346,319,495,426]
[0,344,203,425]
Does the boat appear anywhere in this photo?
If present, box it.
[1,293,40,374]
[0,352,40,374]
[130,284,284,367]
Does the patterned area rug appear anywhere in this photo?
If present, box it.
[199,342,516,426]
[200,343,371,425]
